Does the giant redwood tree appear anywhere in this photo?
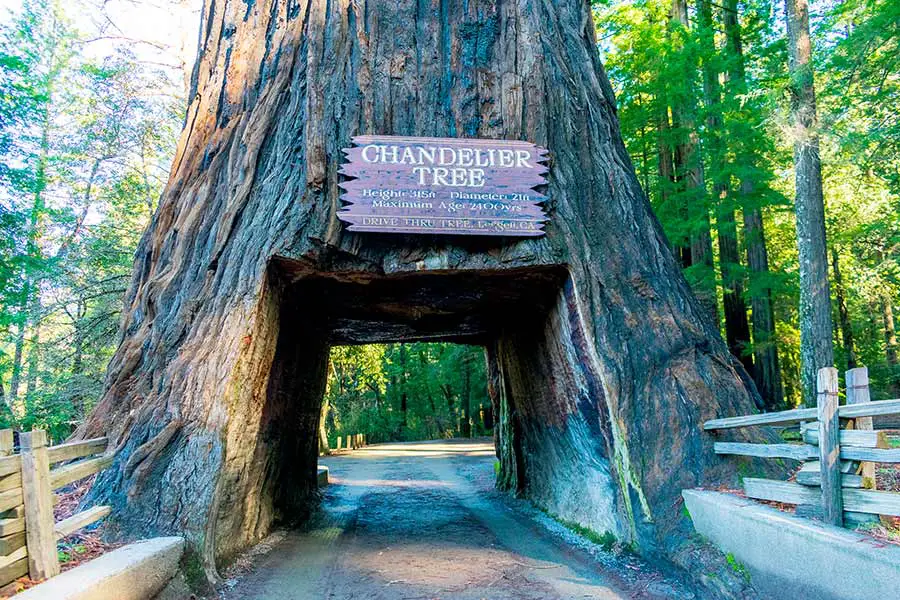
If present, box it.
[79,0,771,581]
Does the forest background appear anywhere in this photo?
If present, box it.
[0,0,896,444]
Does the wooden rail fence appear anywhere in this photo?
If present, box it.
[0,429,113,586]
[705,366,900,527]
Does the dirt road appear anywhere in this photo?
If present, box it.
[221,439,696,600]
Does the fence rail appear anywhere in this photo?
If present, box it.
[0,429,113,586]
[705,366,900,528]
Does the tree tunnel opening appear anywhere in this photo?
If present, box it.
[257,258,574,528]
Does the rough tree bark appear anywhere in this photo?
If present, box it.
[785,0,834,405]
[78,0,771,584]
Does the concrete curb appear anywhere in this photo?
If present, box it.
[15,536,184,600]
[683,489,900,600]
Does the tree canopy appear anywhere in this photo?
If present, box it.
[594,0,899,405]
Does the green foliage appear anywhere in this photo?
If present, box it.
[0,0,185,438]
[726,552,751,583]
[180,546,213,594]
[324,343,491,444]
[596,0,899,405]
[544,508,619,551]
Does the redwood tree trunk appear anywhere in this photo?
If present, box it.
[79,0,769,583]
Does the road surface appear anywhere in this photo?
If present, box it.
[222,439,696,599]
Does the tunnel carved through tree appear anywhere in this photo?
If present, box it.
[76,0,777,582]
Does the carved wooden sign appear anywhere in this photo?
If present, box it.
[339,135,548,237]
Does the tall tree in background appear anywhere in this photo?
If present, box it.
[884,296,900,397]
[724,0,784,409]
[0,0,187,436]
[669,0,716,323]
[2,1,72,414]
[831,247,856,369]
[709,0,754,379]
[785,0,834,405]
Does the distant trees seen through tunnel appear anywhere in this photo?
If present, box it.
[322,343,491,449]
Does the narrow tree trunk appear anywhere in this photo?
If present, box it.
[71,299,86,419]
[785,0,834,405]
[8,316,26,411]
[461,354,472,438]
[884,294,900,398]
[23,301,41,408]
[722,0,783,408]
[744,208,784,409]
[318,395,330,455]
[831,248,856,369]
[399,344,408,431]
[658,19,691,270]
[656,104,688,266]
[710,1,752,376]
[670,0,716,324]
[717,210,755,380]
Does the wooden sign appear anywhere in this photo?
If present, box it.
[339,135,548,237]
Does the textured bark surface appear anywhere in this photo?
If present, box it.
[78,0,773,580]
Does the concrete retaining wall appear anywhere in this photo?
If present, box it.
[683,489,900,600]
[15,537,184,600]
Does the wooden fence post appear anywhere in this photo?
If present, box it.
[817,368,844,526]
[20,430,60,579]
[0,430,12,457]
[336,437,342,450]
[0,430,13,520]
[846,367,875,489]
